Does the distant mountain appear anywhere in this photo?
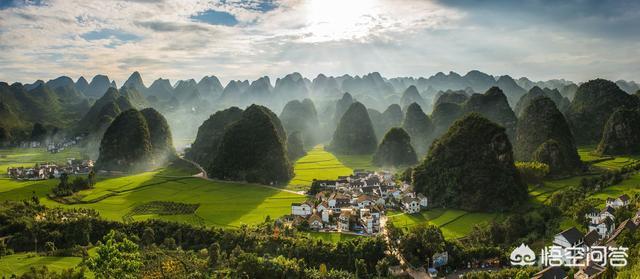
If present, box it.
[86,75,115,98]
[243,76,273,105]
[280,99,320,148]
[402,103,433,156]
[76,87,134,134]
[147,78,174,100]
[433,90,469,108]
[274,73,309,104]
[463,87,518,140]
[400,85,426,109]
[75,76,89,94]
[494,75,527,106]
[45,76,75,90]
[615,80,640,94]
[220,80,248,104]
[464,70,495,92]
[341,72,394,98]
[311,74,341,98]
[514,86,570,117]
[197,76,223,100]
[121,71,147,94]
[173,79,201,104]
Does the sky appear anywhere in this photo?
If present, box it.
[0,0,639,85]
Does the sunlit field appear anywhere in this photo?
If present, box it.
[287,145,372,191]
[0,147,83,175]
[0,253,85,278]
[387,209,501,239]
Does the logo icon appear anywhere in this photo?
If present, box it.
[510,243,536,266]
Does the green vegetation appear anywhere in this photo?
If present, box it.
[95,109,153,172]
[388,209,501,239]
[287,145,370,191]
[462,87,517,139]
[329,102,377,155]
[39,172,304,228]
[306,232,361,243]
[402,103,432,156]
[566,78,639,144]
[0,252,83,277]
[372,127,417,167]
[596,108,640,155]
[286,131,306,161]
[514,96,581,175]
[185,106,243,170]
[279,99,321,148]
[210,105,293,185]
[413,113,527,211]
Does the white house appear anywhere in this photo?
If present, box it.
[607,194,630,208]
[357,195,375,209]
[402,196,420,214]
[321,209,331,223]
[291,202,313,216]
[361,214,374,234]
[553,227,584,249]
[600,206,616,221]
[417,193,428,208]
[588,216,615,239]
[316,201,329,213]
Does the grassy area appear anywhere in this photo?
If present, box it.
[589,172,640,207]
[38,171,305,228]
[528,175,596,203]
[577,145,640,170]
[0,252,83,277]
[306,232,362,243]
[287,145,357,191]
[0,147,83,173]
[387,209,498,239]
[0,147,302,228]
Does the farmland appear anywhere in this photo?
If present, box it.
[387,209,501,239]
[0,253,85,277]
[287,145,372,191]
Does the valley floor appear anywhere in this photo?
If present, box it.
[2,144,640,276]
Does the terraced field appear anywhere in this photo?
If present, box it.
[387,209,500,239]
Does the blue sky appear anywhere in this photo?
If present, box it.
[0,0,638,84]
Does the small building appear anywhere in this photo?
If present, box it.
[401,196,420,214]
[291,202,313,217]
[553,227,584,249]
[574,263,606,279]
[531,266,567,279]
[308,214,324,230]
[417,193,428,207]
[584,230,600,248]
[357,195,375,208]
[338,210,351,231]
[606,194,630,209]
[588,216,614,239]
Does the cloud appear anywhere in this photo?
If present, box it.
[0,0,638,85]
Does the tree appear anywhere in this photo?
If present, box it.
[87,230,142,279]
[515,162,550,185]
[209,242,220,268]
[354,258,368,278]
[142,227,155,246]
[398,224,446,267]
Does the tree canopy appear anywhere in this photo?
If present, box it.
[328,102,377,155]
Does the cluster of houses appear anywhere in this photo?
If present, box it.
[540,194,638,279]
[16,136,84,153]
[46,136,83,153]
[6,159,94,180]
[289,170,428,235]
